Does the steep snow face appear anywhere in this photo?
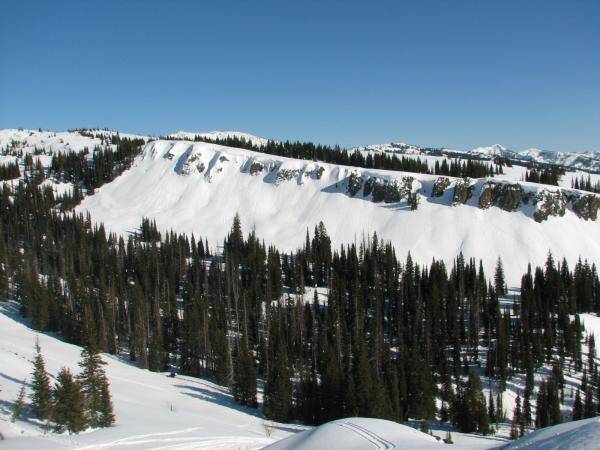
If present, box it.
[507,417,600,449]
[264,417,442,450]
[78,139,600,286]
[0,302,296,449]
[169,130,270,147]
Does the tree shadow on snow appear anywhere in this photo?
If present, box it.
[174,383,262,418]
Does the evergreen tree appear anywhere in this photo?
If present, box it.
[77,343,115,427]
[30,339,53,421]
[11,382,27,422]
[573,389,583,420]
[53,367,87,433]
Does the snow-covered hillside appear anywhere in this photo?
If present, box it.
[168,130,270,147]
[0,301,298,449]
[77,139,600,285]
[0,129,108,155]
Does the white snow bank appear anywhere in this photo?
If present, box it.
[264,417,442,450]
[507,417,600,449]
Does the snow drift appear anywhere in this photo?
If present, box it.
[263,417,442,450]
[507,417,600,449]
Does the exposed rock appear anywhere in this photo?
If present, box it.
[478,182,495,209]
[347,172,362,197]
[365,176,414,203]
[493,183,522,211]
[408,192,420,210]
[363,177,375,197]
[431,177,450,197]
[219,155,229,162]
[453,178,473,205]
[314,166,325,179]
[249,162,264,175]
[572,194,600,221]
[533,190,566,222]
[276,168,301,184]
[180,154,205,175]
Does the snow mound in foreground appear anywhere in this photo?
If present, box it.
[264,417,442,450]
[507,417,600,449]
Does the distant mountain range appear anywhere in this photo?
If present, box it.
[351,141,600,173]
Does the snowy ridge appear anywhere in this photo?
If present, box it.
[77,139,600,285]
[351,140,600,173]
[169,130,270,147]
[0,129,111,155]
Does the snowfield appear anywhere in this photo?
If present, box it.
[77,139,600,285]
[0,302,298,449]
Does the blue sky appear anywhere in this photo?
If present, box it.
[1,0,599,150]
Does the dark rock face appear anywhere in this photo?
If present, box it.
[276,169,301,183]
[314,166,325,179]
[249,162,264,175]
[478,183,495,209]
[453,178,473,205]
[533,190,566,222]
[362,176,414,203]
[493,183,522,211]
[431,177,450,197]
[347,172,362,197]
[572,194,600,221]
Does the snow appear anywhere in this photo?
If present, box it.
[0,301,298,449]
[169,130,270,147]
[0,129,105,155]
[264,417,443,450]
[470,144,516,159]
[77,139,600,286]
[506,417,600,449]
[580,313,600,348]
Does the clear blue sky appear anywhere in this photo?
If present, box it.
[1,0,599,150]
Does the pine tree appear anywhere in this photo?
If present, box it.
[573,389,583,420]
[30,339,53,421]
[263,324,292,421]
[53,367,87,433]
[494,258,507,297]
[11,382,27,422]
[78,343,115,427]
[452,371,489,434]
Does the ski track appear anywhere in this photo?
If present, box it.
[335,421,394,449]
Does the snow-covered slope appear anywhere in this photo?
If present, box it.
[0,129,108,155]
[506,417,600,449]
[77,139,600,286]
[0,301,297,449]
[264,417,442,450]
[169,130,270,147]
